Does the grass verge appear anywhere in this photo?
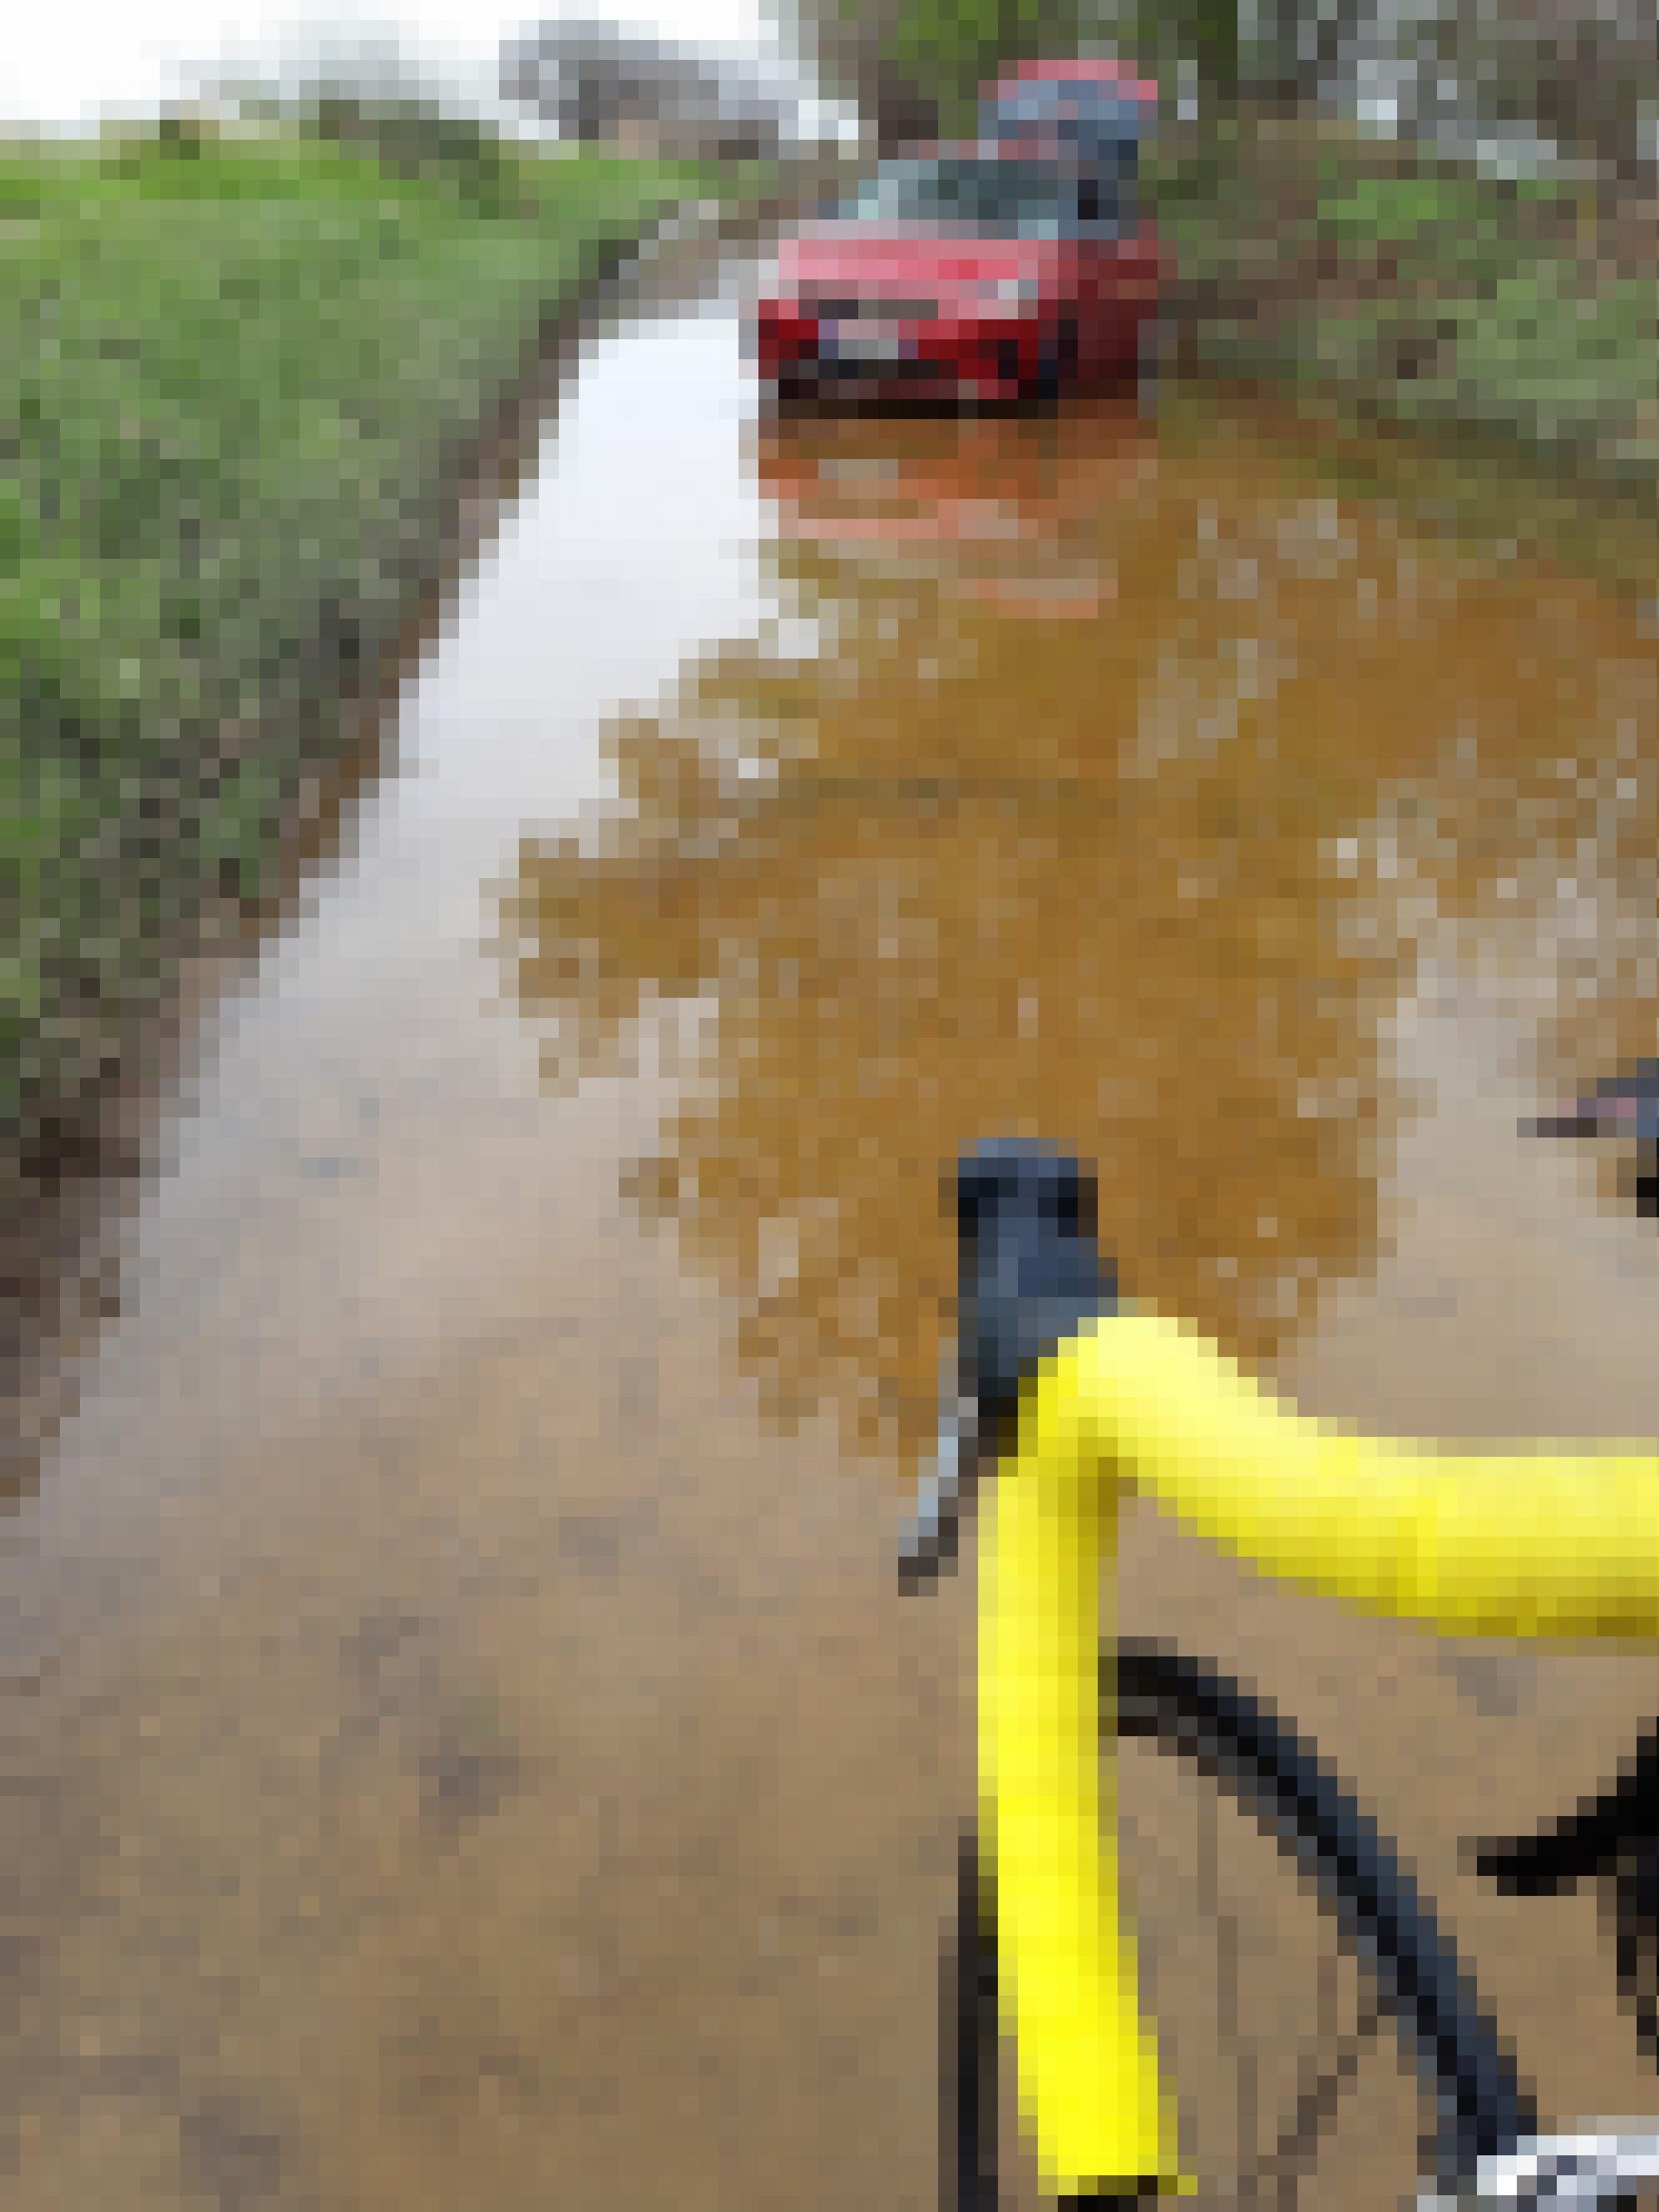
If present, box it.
[2,125,764,1215]
[1147,109,1659,510]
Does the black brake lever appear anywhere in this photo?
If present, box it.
[898,1138,1117,1592]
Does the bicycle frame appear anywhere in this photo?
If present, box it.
[903,1137,1659,2210]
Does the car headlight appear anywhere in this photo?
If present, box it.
[970,277,1047,314]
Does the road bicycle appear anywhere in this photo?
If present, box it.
[900,1137,1659,2209]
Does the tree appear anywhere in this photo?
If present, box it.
[501,21,791,160]
[200,33,524,212]
[779,0,1087,149]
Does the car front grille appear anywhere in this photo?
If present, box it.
[798,354,956,386]
[806,295,939,322]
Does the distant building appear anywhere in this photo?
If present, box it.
[501,20,793,161]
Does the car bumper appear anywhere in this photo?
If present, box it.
[753,313,1052,403]
[773,359,1027,406]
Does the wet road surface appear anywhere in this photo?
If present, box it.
[12,248,1659,2209]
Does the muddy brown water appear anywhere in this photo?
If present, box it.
[10,247,1659,2210]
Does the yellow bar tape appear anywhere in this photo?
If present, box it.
[979,1307,1659,2198]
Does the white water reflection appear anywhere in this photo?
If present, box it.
[18,283,774,1585]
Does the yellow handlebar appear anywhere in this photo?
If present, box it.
[980,1308,1659,2198]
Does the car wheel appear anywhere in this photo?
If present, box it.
[762,372,806,416]
[1032,319,1076,406]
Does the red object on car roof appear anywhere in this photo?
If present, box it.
[992,57,1158,105]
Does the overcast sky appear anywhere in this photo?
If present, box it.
[8,0,815,134]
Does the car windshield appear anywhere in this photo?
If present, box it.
[839,156,1079,237]
[993,82,1143,130]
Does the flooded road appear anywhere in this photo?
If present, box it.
[13,247,1659,2210]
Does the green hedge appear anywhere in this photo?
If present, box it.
[1148,113,1659,493]
[2,129,731,1188]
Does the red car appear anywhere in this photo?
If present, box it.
[752,147,1163,410]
